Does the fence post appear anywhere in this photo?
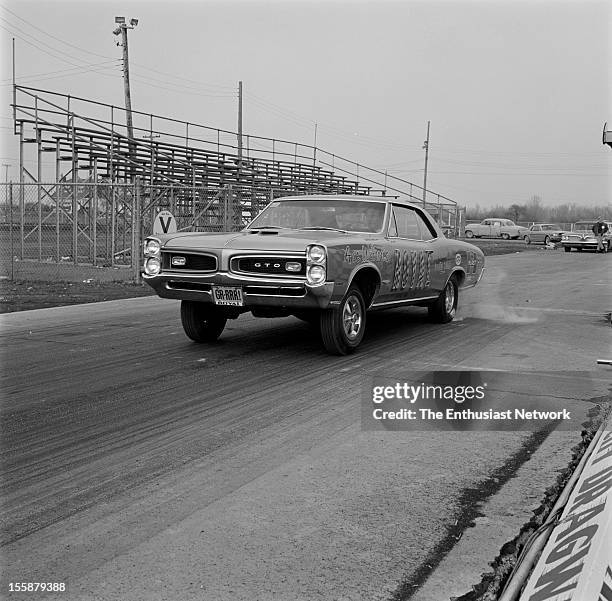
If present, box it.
[9,182,14,281]
[133,178,142,283]
[92,159,98,265]
[72,180,78,265]
[110,183,116,267]
[225,185,231,231]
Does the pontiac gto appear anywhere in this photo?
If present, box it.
[143,195,485,355]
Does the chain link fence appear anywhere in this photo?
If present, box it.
[0,182,301,282]
[1,182,465,283]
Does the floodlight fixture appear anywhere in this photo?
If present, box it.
[112,27,122,36]
[130,18,138,26]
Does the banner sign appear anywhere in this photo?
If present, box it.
[520,413,612,601]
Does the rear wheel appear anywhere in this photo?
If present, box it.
[320,286,366,355]
[524,235,531,245]
[429,278,458,323]
[180,300,227,342]
[501,233,510,240]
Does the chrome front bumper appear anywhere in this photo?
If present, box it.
[143,271,336,309]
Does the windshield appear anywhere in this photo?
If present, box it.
[573,223,594,232]
[247,199,386,233]
[542,224,561,231]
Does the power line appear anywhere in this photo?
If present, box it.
[1,5,114,60]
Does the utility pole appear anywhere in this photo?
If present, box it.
[422,120,430,208]
[313,122,318,166]
[237,81,243,164]
[113,16,138,179]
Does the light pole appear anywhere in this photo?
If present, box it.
[422,120,430,208]
[113,16,138,179]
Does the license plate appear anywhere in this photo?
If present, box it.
[212,286,243,306]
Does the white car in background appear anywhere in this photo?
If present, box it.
[464,218,529,240]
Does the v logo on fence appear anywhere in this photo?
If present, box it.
[153,211,177,235]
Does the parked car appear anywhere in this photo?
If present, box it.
[523,223,566,245]
[464,218,529,240]
[561,221,612,252]
[143,195,485,355]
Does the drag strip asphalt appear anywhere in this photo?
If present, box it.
[1,252,610,600]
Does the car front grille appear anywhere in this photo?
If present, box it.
[161,252,217,271]
[233,256,306,276]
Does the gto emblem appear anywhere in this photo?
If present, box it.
[171,256,186,266]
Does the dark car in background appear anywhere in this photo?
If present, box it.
[523,224,566,245]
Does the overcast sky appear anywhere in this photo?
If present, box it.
[1,0,610,209]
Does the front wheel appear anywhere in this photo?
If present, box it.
[544,235,551,245]
[465,230,474,238]
[180,300,227,342]
[564,246,571,252]
[320,286,366,355]
[429,278,458,323]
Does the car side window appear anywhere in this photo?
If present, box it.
[388,210,398,237]
[389,205,433,240]
[414,210,437,241]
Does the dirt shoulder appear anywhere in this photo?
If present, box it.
[0,239,548,313]
[0,280,155,313]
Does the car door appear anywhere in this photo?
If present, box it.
[383,204,436,303]
[490,220,502,237]
[531,225,542,242]
[478,219,491,237]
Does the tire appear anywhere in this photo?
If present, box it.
[180,300,227,342]
[429,277,458,324]
[465,230,474,238]
[320,286,366,355]
[564,246,571,252]
[544,235,551,245]
[501,233,510,240]
[524,236,531,245]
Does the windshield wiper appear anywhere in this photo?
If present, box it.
[249,225,290,230]
[299,226,347,233]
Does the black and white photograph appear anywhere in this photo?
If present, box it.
[1,1,611,600]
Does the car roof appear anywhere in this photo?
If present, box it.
[274,194,418,208]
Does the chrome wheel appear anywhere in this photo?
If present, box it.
[444,282,456,315]
[429,278,458,323]
[342,293,363,341]
[320,285,367,355]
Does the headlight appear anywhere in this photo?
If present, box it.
[307,245,326,264]
[562,235,569,241]
[307,264,326,285]
[144,257,161,276]
[144,238,161,256]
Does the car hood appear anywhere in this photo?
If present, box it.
[158,229,359,252]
